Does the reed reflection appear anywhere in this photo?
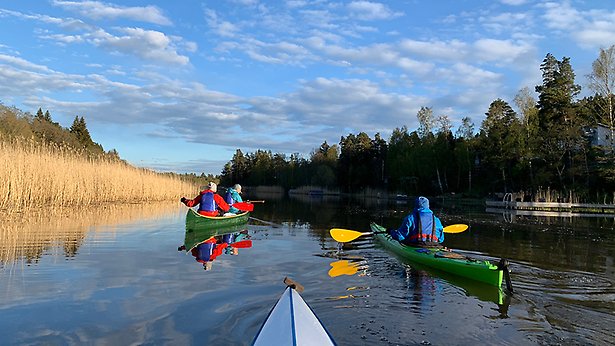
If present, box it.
[0,202,182,267]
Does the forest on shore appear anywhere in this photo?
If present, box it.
[219,49,615,203]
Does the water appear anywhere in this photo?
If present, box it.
[1,197,614,345]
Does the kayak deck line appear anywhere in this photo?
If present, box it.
[252,278,337,346]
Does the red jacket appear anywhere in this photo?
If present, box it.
[183,189,230,216]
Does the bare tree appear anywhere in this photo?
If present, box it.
[587,45,615,152]
[416,106,434,138]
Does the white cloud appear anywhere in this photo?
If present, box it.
[479,11,532,34]
[347,1,403,21]
[1,8,189,65]
[399,39,468,61]
[88,27,190,65]
[0,54,53,72]
[205,9,240,38]
[541,1,582,31]
[0,8,91,30]
[473,39,533,64]
[540,1,615,50]
[499,0,528,5]
[52,0,172,25]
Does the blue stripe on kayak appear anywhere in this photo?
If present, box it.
[290,288,297,346]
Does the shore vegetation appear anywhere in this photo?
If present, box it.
[1,104,198,214]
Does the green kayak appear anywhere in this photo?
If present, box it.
[185,208,249,232]
[371,222,505,288]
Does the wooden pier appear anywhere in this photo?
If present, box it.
[485,200,615,214]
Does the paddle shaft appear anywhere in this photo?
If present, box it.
[249,216,283,228]
[330,224,468,243]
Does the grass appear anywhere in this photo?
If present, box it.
[1,136,197,214]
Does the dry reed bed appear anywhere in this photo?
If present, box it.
[1,137,196,213]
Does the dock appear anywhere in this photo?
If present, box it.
[485,200,615,214]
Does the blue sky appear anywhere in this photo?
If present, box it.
[1,0,614,174]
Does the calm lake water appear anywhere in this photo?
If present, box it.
[1,195,614,345]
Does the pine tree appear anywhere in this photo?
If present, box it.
[535,53,583,188]
[35,108,45,121]
[69,116,93,145]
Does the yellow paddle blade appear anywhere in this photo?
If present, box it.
[443,224,469,233]
[329,228,367,243]
[328,260,359,277]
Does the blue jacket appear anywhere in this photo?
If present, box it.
[390,206,444,244]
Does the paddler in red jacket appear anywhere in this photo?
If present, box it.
[180,182,230,216]
[191,236,228,270]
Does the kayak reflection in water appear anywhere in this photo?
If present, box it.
[178,230,251,270]
[389,196,445,247]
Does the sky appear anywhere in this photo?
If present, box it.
[1,0,614,175]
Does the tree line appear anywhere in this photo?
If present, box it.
[220,47,615,202]
[0,104,118,159]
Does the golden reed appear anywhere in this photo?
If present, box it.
[1,136,197,214]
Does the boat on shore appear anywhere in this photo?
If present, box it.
[184,208,249,232]
[370,222,511,290]
[252,278,336,346]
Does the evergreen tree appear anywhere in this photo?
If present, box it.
[35,108,45,121]
[70,116,93,145]
[535,53,583,188]
[479,99,522,192]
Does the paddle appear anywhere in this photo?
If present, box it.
[232,202,254,212]
[330,224,469,243]
[230,240,252,248]
[246,200,265,203]
[249,216,282,228]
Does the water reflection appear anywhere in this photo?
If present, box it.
[179,226,252,271]
[0,202,182,268]
[328,259,368,278]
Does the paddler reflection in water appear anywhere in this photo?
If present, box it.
[178,231,250,270]
[389,196,444,247]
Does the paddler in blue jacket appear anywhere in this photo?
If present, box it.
[389,196,444,247]
[224,184,243,214]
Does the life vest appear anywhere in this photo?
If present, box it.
[221,233,235,244]
[198,191,217,212]
[195,241,215,262]
[194,239,227,263]
[225,191,235,205]
[408,210,439,243]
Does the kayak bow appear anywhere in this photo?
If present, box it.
[252,279,336,346]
